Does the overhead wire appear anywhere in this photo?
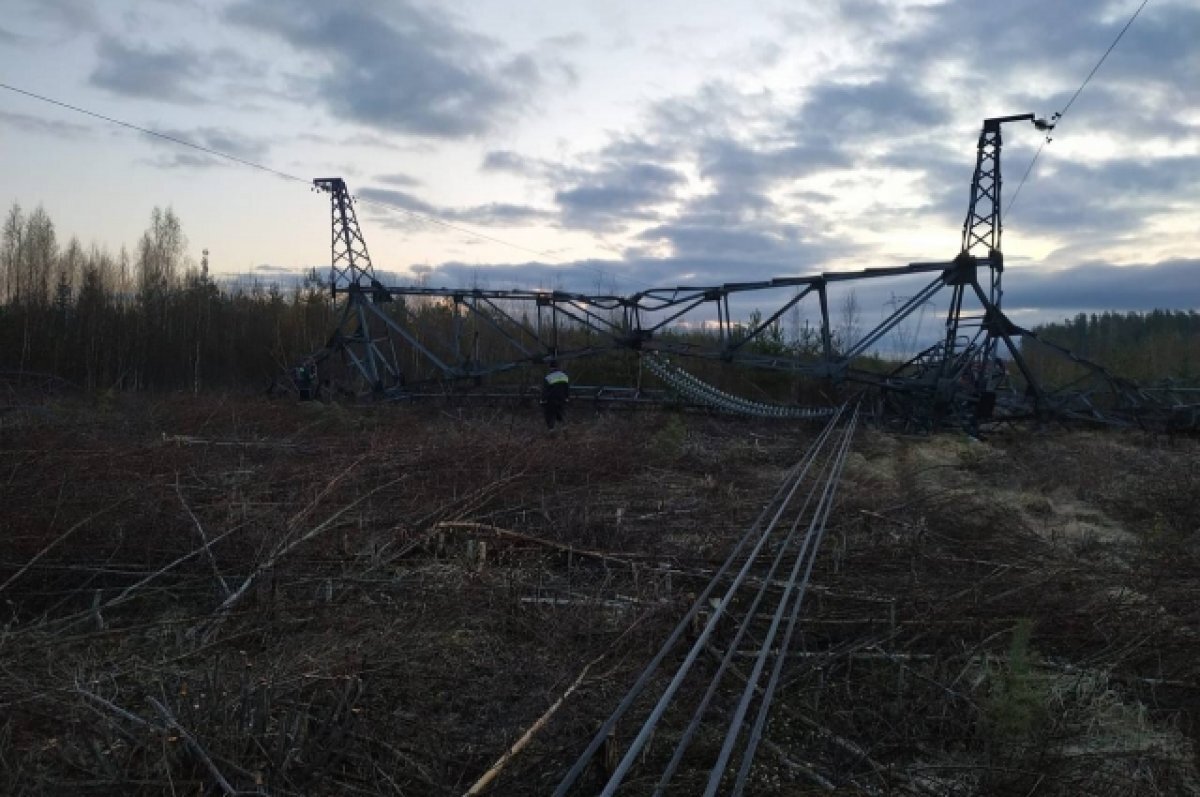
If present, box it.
[0,83,771,295]
[1057,0,1152,122]
[0,82,308,186]
[0,81,563,263]
[1005,0,1152,217]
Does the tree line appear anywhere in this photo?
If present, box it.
[1023,310,1200,385]
[0,202,339,392]
[2,201,1192,396]
[0,201,873,398]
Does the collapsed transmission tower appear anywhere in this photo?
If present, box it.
[299,121,1198,431]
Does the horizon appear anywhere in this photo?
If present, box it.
[1,0,1197,325]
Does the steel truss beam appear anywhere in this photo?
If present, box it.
[300,116,1197,431]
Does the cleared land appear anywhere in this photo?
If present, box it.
[1,396,1198,795]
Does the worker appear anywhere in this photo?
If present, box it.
[293,359,317,401]
[541,359,570,430]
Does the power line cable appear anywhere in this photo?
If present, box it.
[1004,138,1049,217]
[1058,0,1151,121]
[0,81,563,263]
[1006,0,1152,216]
[0,82,308,186]
[338,193,558,262]
[0,82,721,294]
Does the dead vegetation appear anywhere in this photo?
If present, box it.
[1,396,1198,795]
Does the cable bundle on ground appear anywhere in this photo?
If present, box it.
[643,353,835,419]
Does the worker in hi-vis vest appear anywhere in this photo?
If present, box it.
[541,360,570,430]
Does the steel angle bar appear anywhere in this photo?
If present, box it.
[631,287,711,307]
[360,300,455,376]
[323,293,356,349]
[721,280,777,292]
[351,301,383,386]
[624,261,952,307]
[843,276,945,360]
[554,407,846,797]
[821,261,957,282]
[477,295,547,349]
[964,281,1048,408]
[573,295,627,310]
[1015,319,1137,390]
[593,409,848,797]
[365,336,400,384]
[559,296,628,327]
[549,301,624,340]
[650,411,849,794]
[460,297,537,359]
[731,406,861,795]
[641,295,711,334]
[725,286,815,355]
[704,408,859,797]
[340,336,375,386]
[559,304,626,339]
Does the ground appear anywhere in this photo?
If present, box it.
[1,394,1198,796]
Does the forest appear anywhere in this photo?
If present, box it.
[1025,309,1200,385]
[0,202,338,392]
[1,200,1195,396]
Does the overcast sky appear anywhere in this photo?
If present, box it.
[1,0,1197,325]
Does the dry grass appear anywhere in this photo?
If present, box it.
[1,396,1198,795]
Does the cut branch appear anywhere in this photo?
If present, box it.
[175,473,231,598]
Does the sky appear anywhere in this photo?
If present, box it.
[0,0,1197,328]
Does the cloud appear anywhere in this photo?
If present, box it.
[507,72,940,265]
[480,54,952,269]
[375,172,422,188]
[0,110,91,138]
[224,0,1192,302]
[596,104,855,266]
[987,155,1200,260]
[489,0,1187,293]
[25,0,99,35]
[1007,259,1200,315]
[296,131,423,153]
[393,250,1200,324]
[555,162,686,232]
[636,224,799,262]
[455,203,555,227]
[792,78,949,140]
[354,187,435,215]
[481,149,548,177]
[142,126,270,169]
[90,37,204,103]
[225,0,553,138]
[356,186,553,229]
[884,0,1199,131]
[401,259,618,291]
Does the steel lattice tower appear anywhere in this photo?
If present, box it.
[316,177,377,292]
[314,177,402,394]
[929,114,1051,423]
[960,113,1037,307]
